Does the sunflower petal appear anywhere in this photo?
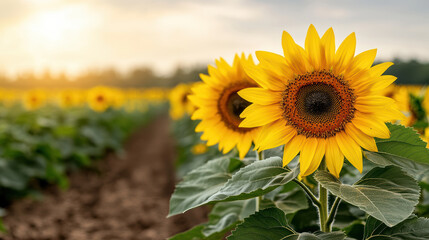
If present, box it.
[352,112,391,138]
[345,123,378,152]
[334,32,356,75]
[242,60,285,91]
[300,138,326,177]
[240,103,282,128]
[325,137,344,178]
[336,131,363,173]
[345,49,377,79]
[282,135,306,167]
[305,24,322,70]
[255,51,294,80]
[238,87,282,105]
[237,136,252,159]
[255,119,296,150]
[321,27,335,68]
[282,30,311,74]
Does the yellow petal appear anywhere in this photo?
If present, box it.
[321,27,335,68]
[238,87,282,105]
[334,32,356,75]
[325,137,344,178]
[282,135,306,167]
[240,103,282,128]
[336,131,363,173]
[242,60,285,91]
[355,96,395,113]
[305,24,322,70]
[300,138,326,177]
[237,136,252,159]
[352,112,391,139]
[345,123,378,152]
[282,30,311,74]
[255,51,294,80]
[345,49,377,79]
[255,119,296,150]
[371,75,397,92]
[368,62,394,77]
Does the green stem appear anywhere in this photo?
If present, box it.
[326,197,341,232]
[318,161,329,232]
[293,179,320,208]
[255,150,264,212]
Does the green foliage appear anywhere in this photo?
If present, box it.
[365,123,429,177]
[228,208,346,240]
[363,215,429,239]
[169,157,298,216]
[169,200,255,240]
[0,104,159,206]
[314,166,420,227]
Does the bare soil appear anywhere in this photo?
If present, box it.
[0,116,207,240]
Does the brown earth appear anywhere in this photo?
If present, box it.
[0,116,207,240]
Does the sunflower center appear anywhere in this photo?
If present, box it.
[218,82,256,132]
[281,71,355,138]
[304,90,332,115]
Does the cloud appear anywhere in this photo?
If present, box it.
[0,0,428,76]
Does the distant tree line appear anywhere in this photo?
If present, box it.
[0,59,427,89]
[385,59,429,85]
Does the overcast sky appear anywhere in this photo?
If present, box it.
[0,0,428,76]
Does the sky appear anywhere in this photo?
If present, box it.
[0,0,428,77]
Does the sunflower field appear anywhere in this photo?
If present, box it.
[0,86,167,232]
[167,25,429,240]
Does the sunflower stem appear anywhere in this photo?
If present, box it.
[254,150,264,212]
[318,161,329,232]
[326,197,341,231]
[293,179,321,208]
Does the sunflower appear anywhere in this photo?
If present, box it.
[169,83,195,120]
[23,89,47,110]
[238,25,403,178]
[87,86,113,112]
[189,54,261,159]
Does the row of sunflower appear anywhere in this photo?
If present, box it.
[0,86,167,232]
[0,86,167,112]
[167,25,429,239]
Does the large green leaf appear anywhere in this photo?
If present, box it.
[314,166,420,227]
[168,157,244,216]
[169,157,299,216]
[264,183,309,215]
[206,157,299,202]
[363,215,429,239]
[228,207,346,240]
[169,200,255,240]
[365,123,429,178]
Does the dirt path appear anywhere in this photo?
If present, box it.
[0,116,207,240]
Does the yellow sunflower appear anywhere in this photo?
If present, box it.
[238,25,403,178]
[169,83,195,120]
[189,54,261,159]
[87,86,113,112]
[23,89,47,110]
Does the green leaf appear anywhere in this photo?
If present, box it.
[169,200,255,240]
[203,200,255,237]
[207,157,299,202]
[227,208,346,240]
[314,166,420,227]
[169,156,299,216]
[168,225,206,240]
[363,215,429,239]
[168,157,244,216]
[264,184,309,215]
[365,123,429,178]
